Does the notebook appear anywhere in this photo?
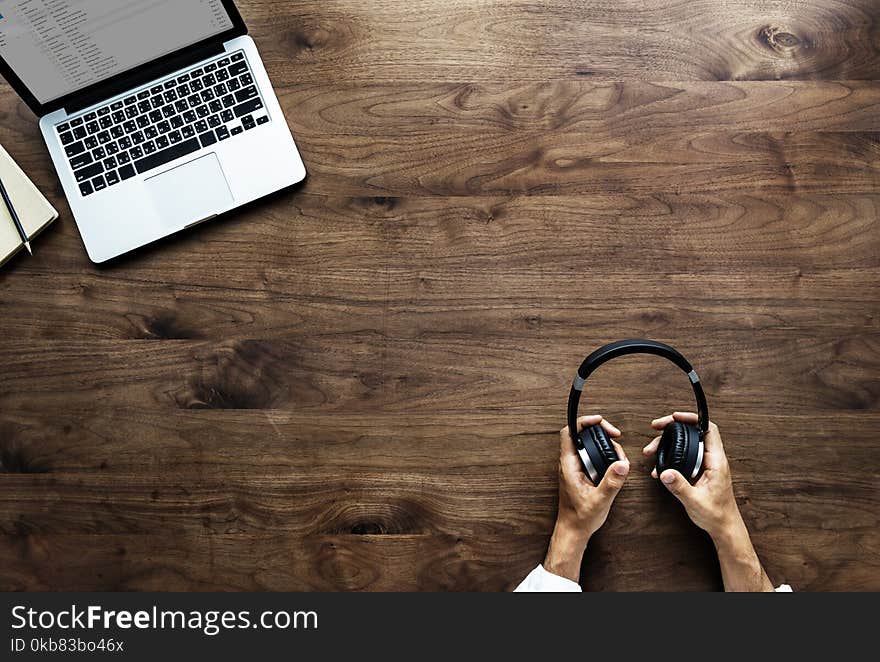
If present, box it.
[0,144,58,268]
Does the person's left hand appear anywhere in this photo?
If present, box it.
[544,415,630,582]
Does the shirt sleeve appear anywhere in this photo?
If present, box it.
[514,564,793,592]
[514,564,582,592]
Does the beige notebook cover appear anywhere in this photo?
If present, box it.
[0,144,59,267]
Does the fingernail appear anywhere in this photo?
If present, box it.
[661,471,675,484]
[613,461,629,476]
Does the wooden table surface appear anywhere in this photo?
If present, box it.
[0,1,878,591]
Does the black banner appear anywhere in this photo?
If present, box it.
[0,592,868,659]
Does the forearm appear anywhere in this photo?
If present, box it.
[711,515,774,592]
[543,522,589,583]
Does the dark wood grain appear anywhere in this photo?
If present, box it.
[0,0,878,591]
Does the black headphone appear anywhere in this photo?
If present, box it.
[567,339,709,484]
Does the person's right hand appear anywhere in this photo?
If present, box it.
[643,412,776,591]
[642,412,742,538]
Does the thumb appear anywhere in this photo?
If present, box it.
[660,469,694,503]
[596,460,630,502]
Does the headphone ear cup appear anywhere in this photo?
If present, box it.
[657,422,702,480]
[657,421,689,475]
[585,424,619,479]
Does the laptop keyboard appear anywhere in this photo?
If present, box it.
[54,51,270,197]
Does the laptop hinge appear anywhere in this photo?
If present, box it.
[64,42,226,116]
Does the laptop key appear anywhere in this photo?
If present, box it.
[70,153,93,170]
[242,115,256,130]
[143,141,157,155]
[75,163,103,182]
[234,98,263,117]
[58,122,70,132]
[98,107,111,116]
[216,126,230,141]
[229,62,248,77]
[134,138,201,174]
[92,175,107,192]
[119,164,136,180]
[130,146,144,159]
[221,109,234,123]
[231,126,243,136]
[93,147,106,160]
[257,116,270,125]
[156,135,169,149]
[150,85,164,95]
[117,152,131,165]
[182,125,195,139]
[97,131,111,144]
[171,115,184,129]
[136,115,150,129]
[79,181,94,196]
[104,156,117,169]
[66,141,87,157]
[219,58,230,67]
[71,117,84,126]
[86,121,100,134]
[85,136,99,149]
[208,115,221,128]
[199,131,218,148]
[106,142,120,155]
[73,126,87,140]
[105,170,120,186]
[60,131,74,145]
[195,120,208,133]
[85,112,97,121]
[139,90,151,99]
[169,130,183,144]
[235,86,258,103]
[111,126,124,139]
[111,102,124,111]
[231,52,244,61]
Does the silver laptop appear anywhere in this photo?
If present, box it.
[0,0,306,263]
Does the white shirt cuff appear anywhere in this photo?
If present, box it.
[514,565,582,592]
[775,584,793,592]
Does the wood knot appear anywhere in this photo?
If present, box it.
[757,25,802,54]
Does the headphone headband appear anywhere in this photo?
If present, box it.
[567,339,709,446]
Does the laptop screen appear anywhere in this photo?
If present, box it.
[0,0,234,104]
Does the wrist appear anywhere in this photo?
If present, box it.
[710,512,751,555]
[543,520,590,583]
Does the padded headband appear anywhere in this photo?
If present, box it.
[567,339,709,445]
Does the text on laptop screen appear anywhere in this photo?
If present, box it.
[0,0,234,104]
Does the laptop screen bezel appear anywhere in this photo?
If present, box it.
[0,0,247,117]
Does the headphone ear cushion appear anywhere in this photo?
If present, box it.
[657,421,690,475]
[587,424,619,473]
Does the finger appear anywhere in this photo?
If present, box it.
[672,412,699,425]
[559,426,583,475]
[643,435,661,456]
[651,467,658,479]
[576,415,603,432]
[651,414,675,430]
[599,418,622,438]
[596,459,630,502]
[660,469,695,504]
[701,421,727,470]
[611,440,628,462]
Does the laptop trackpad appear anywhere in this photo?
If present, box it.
[146,153,233,229]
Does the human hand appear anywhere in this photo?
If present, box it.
[644,412,774,591]
[643,412,741,539]
[544,415,630,582]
